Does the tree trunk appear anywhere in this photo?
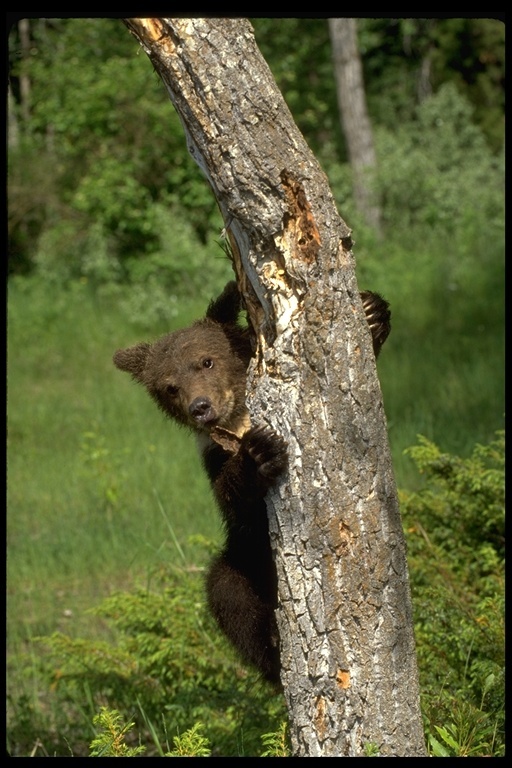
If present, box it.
[124,17,426,757]
[8,19,32,149]
[18,19,32,123]
[328,18,382,233]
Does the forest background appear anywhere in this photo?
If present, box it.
[7,17,504,757]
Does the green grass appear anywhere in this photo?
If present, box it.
[356,222,505,487]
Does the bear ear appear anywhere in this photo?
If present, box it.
[113,342,151,381]
[206,281,242,325]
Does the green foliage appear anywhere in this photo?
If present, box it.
[8,18,224,286]
[115,206,233,328]
[90,708,146,757]
[355,237,503,490]
[350,83,504,480]
[374,82,503,234]
[428,711,500,758]
[32,565,287,756]
[260,722,290,757]
[405,432,504,557]
[363,742,381,757]
[165,723,211,757]
[358,18,504,152]
[8,18,504,287]
[401,432,505,756]
[90,709,283,757]
[427,18,505,153]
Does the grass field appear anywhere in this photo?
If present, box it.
[6,256,505,754]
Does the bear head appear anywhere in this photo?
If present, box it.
[113,283,254,437]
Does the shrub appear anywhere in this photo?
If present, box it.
[375,82,504,236]
[34,564,287,757]
[400,431,505,756]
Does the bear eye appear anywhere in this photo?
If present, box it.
[166,383,179,397]
[202,358,214,369]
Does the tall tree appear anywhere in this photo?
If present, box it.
[124,17,426,757]
[8,19,32,149]
[328,18,381,232]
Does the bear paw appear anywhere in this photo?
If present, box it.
[360,290,391,357]
[242,425,288,484]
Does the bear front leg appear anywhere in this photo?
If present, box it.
[209,425,288,526]
[206,553,281,685]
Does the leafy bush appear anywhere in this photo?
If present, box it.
[31,207,232,327]
[115,206,232,327]
[8,19,224,284]
[31,564,287,757]
[400,431,505,756]
[375,82,504,235]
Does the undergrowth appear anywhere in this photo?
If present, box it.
[7,433,504,756]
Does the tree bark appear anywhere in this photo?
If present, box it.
[328,18,382,233]
[124,17,426,757]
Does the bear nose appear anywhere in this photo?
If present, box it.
[189,397,216,424]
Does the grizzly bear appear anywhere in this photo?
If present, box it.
[113,281,390,684]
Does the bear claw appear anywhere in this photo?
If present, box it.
[242,425,288,482]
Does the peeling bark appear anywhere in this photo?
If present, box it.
[124,17,426,757]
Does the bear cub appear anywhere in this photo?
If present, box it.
[113,281,390,685]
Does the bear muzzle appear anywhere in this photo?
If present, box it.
[189,396,218,426]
